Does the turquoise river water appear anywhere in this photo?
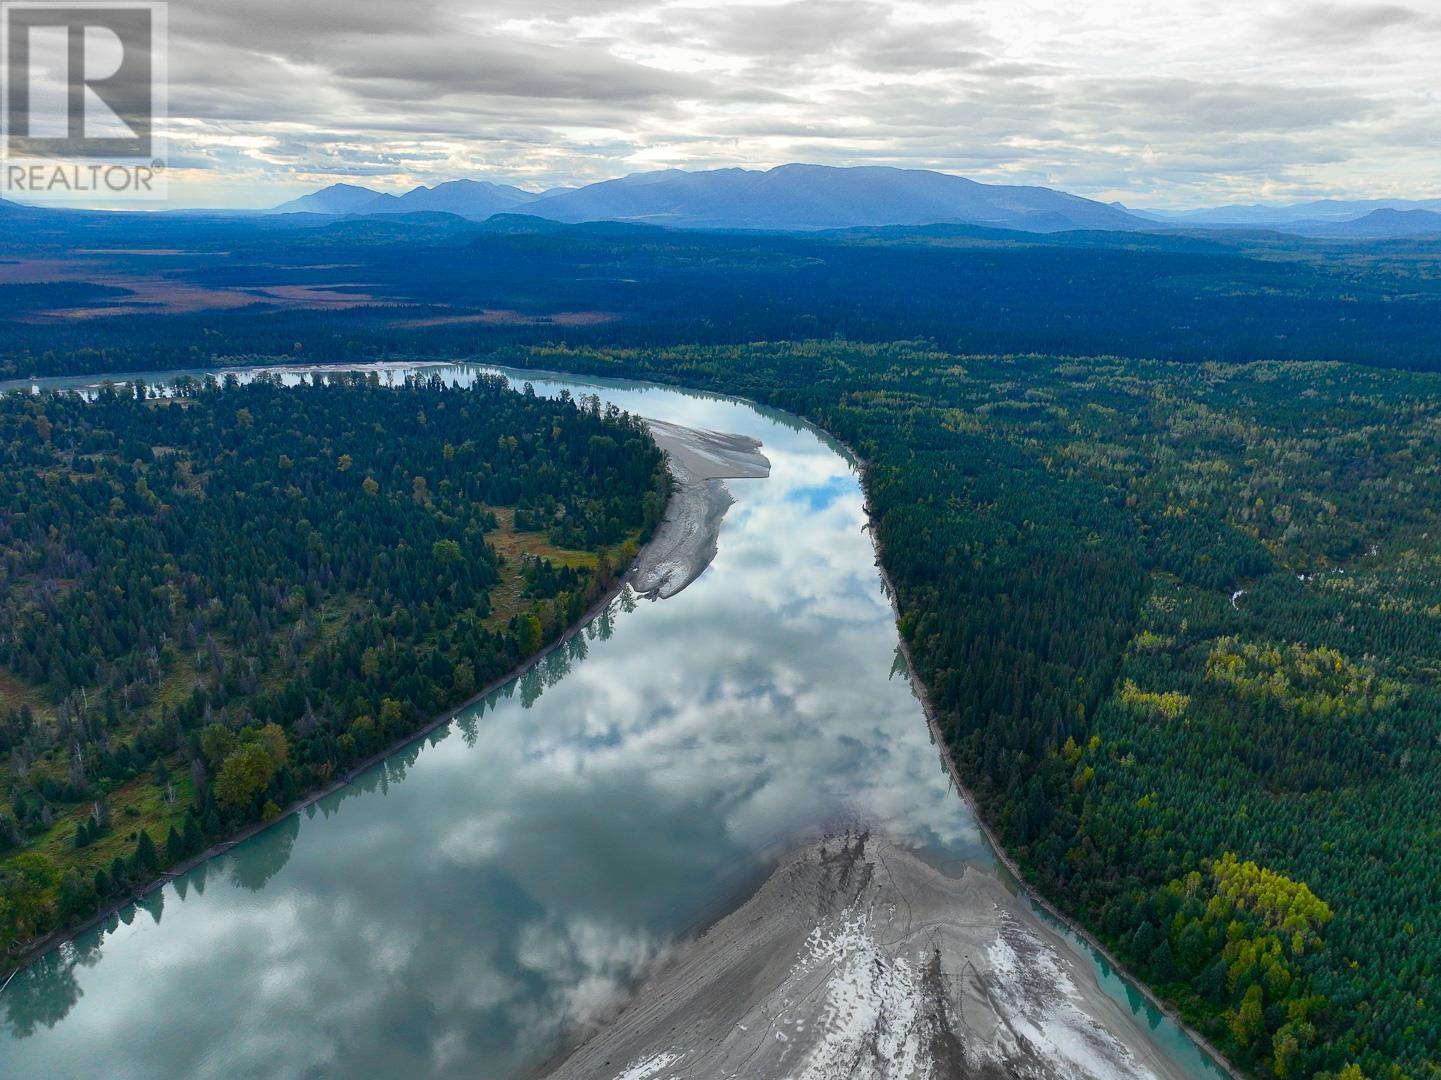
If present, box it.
[0,363,1228,1079]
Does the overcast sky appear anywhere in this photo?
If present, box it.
[149,0,1441,207]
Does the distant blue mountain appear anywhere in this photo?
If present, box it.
[253,171,1441,239]
[520,164,1147,233]
[1135,197,1441,227]
[269,183,390,215]
[355,179,538,218]
[1285,208,1441,239]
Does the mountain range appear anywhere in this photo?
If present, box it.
[1277,208,1441,239]
[516,164,1143,232]
[187,166,1441,240]
[271,179,541,218]
[271,165,1146,233]
[1132,197,1441,226]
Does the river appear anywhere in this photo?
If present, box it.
[0,363,1228,1079]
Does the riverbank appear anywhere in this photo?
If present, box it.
[547,830,1195,1080]
[0,570,626,986]
[540,364,1243,1079]
[859,471,1244,1080]
[541,424,1237,1080]
[630,420,770,599]
[1,415,755,988]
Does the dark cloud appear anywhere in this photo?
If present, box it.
[643,0,894,57]
[1068,77,1379,135]
[1263,2,1435,43]
[328,49,702,105]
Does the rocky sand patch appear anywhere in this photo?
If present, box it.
[546,832,1191,1080]
[628,420,770,600]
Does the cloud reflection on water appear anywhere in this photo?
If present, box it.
[0,368,982,1079]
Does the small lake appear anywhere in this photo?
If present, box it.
[0,363,1228,1079]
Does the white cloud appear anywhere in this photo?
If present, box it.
[143,0,1441,208]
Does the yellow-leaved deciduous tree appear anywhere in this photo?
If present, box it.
[1211,852,1333,944]
[214,743,276,812]
[349,715,375,753]
[1230,983,1265,1046]
[256,723,288,770]
[515,613,543,655]
[1062,735,1082,765]
[213,725,289,813]
[432,539,463,565]
[1118,678,1189,719]
[1270,1020,1316,1079]
[378,697,406,737]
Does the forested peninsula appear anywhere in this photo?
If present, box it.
[491,342,1441,1080]
[0,373,668,969]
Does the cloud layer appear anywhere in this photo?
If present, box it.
[146,0,1441,206]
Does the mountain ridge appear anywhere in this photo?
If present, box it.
[264,170,1441,238]
[269,166,1148,233]
[1133,196,1441,227]
[269,183,390,215]
[354,179,538,218]
[515,164,1145,232]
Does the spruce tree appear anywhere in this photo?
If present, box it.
[1150,939,1177,981]
[132,829,158,874]
[183,813,204,854]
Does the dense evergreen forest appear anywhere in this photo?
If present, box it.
[476,341,1441,1080]
[0,374,667,962]
[4,213,1441,379]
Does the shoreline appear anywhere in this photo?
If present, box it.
[3,357,1243,1080]
[630,419,769,599]
[535,384,1241,1080]
[546,831,1202,1080]
[847,443,1245,1080]
[0,572,636,987]
[0,416,717,988]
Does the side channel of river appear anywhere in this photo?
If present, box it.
[0,363,1229,1079]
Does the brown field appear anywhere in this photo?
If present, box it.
[391,309,618,329]
[0,668,53,723]
[0,257,412,319]
[0,252,620,323]
[70,249,225,257]
[249,284,399,308]
[1,258,263,318]
[482,506,599,629]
